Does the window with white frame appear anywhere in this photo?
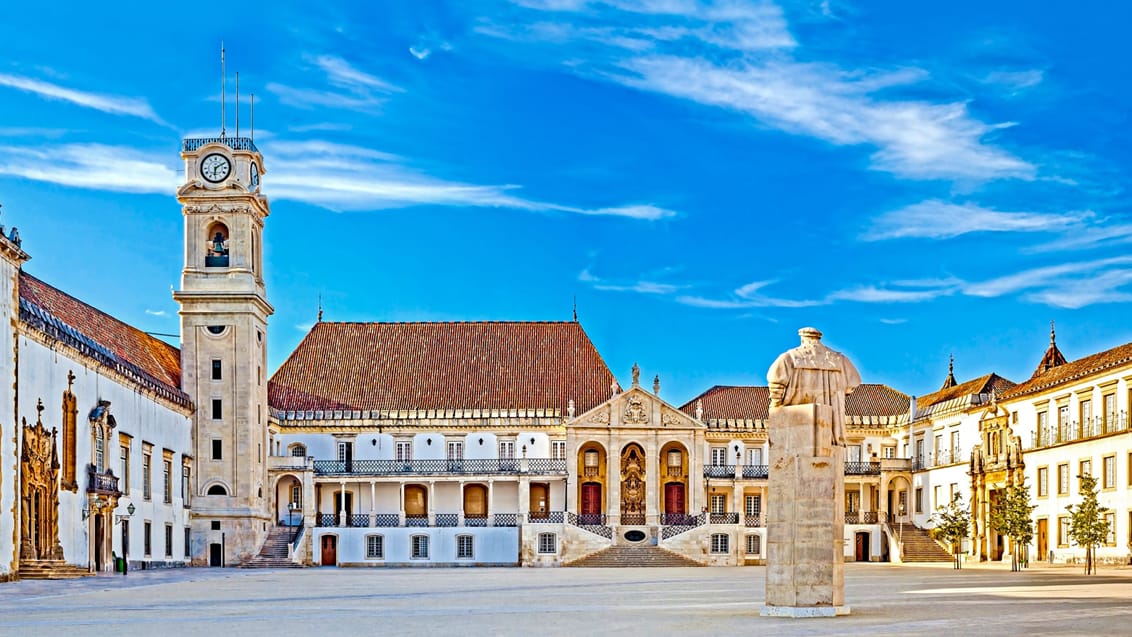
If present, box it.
[337,441,352,463]
[290,444,307,457]
[396,441,412,462]
[745,534,761,555]
[950,431,960,459]
[1104,393,1117,431]
[1081,399,1093,433]
[551,441,566,460]
[745,495,761,517]
[366,535,384,559]
[120,444,131,492]
[411,535,429,559]
[499,440,515,460]
[1105,513,1116,546]
[447,441,464,461]
[883,446,895,459]
[710,533,729,554]
[746,448,763,465]
[1058,517,1070,546]
[1058,463,1069,494]
[710,447,728,466]
[290,485,302,509]
[538,533,557,554]
[1103,455,1116,488]
[456,535,474,559]
[1058,405,1070,441]
[710,494,726,514]
[1037,466,1048,497]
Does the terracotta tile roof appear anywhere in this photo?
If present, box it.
[18,271,189,406]
[680,383,909,421]
[268,321,615,414]
[1003,340,1132,401]
[915,373,1015,411]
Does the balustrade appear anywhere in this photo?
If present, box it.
[742,464,768,479]
[709,512,739,525]
[527,511,565,523]
[312,458,568,476]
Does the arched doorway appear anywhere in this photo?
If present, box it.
[275,474,303,526]
[20,411,63,561]
[405,484,428,522]
[577,442,606,524]
[660,442,688,524]
[886,477,911,523]
[620,443,646,525]
[463,484,487,520]
[529,483,550,518]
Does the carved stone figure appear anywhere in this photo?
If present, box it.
[623,396,649,425]
[767,327,861,446]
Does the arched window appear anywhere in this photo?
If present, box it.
[205,222,229,267]
[290,444,307,457]
[207,484,228,496]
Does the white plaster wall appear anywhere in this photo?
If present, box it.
[18,337,192,569]
[354,434,394,460]
[0,258,18,579]
[493,481,519,512]
[434,483,461,512]
[314,526,518,565]
[276,433,336,460]
[412,433,445,460]
[516,432,549,457]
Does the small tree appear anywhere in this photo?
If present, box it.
[1066,474,1110,575]
[931,494,969,570]
[989,479,1037,572]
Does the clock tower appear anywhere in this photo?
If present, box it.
[174,136,272,565]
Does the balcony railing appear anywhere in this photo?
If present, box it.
[405,515,429,527]
[348,513,370,527]
[317,513,336,527]
[312,512,529,528]
[660,512,705,540]
[465,515,488,527]
[374,514,400,527]
[435,513,459,527]
[709,512,739,525]
[844,461,881,475]
[182,136,259,153]
[844,511,885,524]
[527,511,565,523]
[744,515,764,527]
[87,466,121,496]
[661,513,696,526]
[494,513,519,527]
[567,512,613,539]
[704,465,734,478]
[621,513,646,526]
[312,458,568,477]
[1032,412,1130,449]
[742,464,768,479]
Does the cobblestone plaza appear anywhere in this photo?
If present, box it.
[2,564,1130,636]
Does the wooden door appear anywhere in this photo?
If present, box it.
[321,535,337,566]
[209,543,222,566]
[464,484,487,517]
[529,483,549,518]
[855,532,870,562]
[664,483,685,516]
[1037,519,1048,559]
[581,483,602,515]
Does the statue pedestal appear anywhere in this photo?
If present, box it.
[762,403,848,617]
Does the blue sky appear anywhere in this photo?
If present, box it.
[1,1,1130,405]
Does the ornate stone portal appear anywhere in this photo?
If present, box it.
[762,328,859,618]
[620,444,646,524]
[20,400,64,561]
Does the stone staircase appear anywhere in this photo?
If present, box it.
[18,559,95,580]
[894,523,954,562]
[565,545,703,567]
[239,526,304,569]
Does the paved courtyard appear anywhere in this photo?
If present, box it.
[1,563,1130,636]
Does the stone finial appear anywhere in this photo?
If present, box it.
[695,398,704,421]
[611,378,619,396]
[631,362,640,387]
[652,374,660,395]
[36,398,44,424]
[567,399,575,418]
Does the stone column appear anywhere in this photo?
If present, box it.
[427,480,436,526]
[399,482,406,526]
[645,437,659,526]
[488,480,495,520]
[607,442,620,525]
[762,403,848,617]
[369,481,377,527]
[338,480,346,527]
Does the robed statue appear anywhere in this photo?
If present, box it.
[767,327,861,446]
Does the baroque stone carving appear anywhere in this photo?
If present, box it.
[591,408,610,425]
[620,445,646,518]
[61,371,78,492]
[20,400,64,561]
[661,410,681,427]
[623,396,649,425]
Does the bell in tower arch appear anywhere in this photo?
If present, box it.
[205,222,229,267]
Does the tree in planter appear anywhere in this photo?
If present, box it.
[1066,474,1110,575]
[931,494,969,570]
[988,479,1037,572]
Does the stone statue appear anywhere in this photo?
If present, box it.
[631,362,640,386]
[767,327,861,446]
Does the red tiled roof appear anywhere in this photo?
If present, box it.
[18,271,187,403]
[680,383,908,421]
[1003,340,1132,400]
[268,321,615,414]
[916,373,1015,410]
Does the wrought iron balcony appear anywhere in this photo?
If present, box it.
[742,464,768,479]
[703,464,735,478]
[312,458,568,477]
[570,512,606,526]
[527,511,565,523]
[744,515,764,527]
[844,511,883,524]
[621,513,646,526]
[845,461,881,475]
[709,512,739,525]
[87,466,121,496]
[182,136,259,153]
[661,513,696,526]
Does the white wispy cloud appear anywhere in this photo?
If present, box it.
[963,255,1132,299]
[267,55,399,112]
[879,318,907,325]
[0,73,166,125]
[144,309,168,317]
[866,200,1089,240]
[982,69,1044,93]
[0,143,176,193]
[312,55,401,93]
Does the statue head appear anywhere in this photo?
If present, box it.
[798,326,823,345]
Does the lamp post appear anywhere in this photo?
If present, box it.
[288,501,298,528]
[115,502,136,525]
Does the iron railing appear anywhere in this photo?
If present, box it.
[566,512,612,539]
[744,515,764,527]
[621,514,646,526]
[844,461,881,475]
[312,458,568,476]
[1032,412,1130,449]
[704,465,735,478]
[527,511,565,523]
[709,512,739,525]
[660,512,705,540]
[435,513,459,527]
[742,464,768,479]
[87,466,121,496]
[182,136,259,153]
[494,513,519,527]
[661,513,696,526]
[845,511,883,524]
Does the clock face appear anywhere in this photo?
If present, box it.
[201,153,231,183]
[250,162,260,189]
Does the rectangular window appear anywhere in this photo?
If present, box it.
[551,441,567,460]
[933,485,941,509]
[1057,464,1069,494]
[934,435,943,464]
[949,483,958,502]
[745,495,762,517]
[745,534,761,555]
[211,359,222,381]
[710,447,728,466]
[710,494,726,514]
[411,535,429,559]
[1080,399,1092,435]
[1058,404,1070,442]
[915,438,925,466]
[1105,513,1116,546]
[291,485,302,508]
[914,487,923,513]
[1037,467,1048,497]
[144,521,152,556]
[538,533,557,554]
[883,446,895,459]
[396,441,412,462]
[1103,455,1116,489]
[1104,393,1116,432]
[1037,411,1048,445]
[456,535,474,559]
[211,439,222,461]
[165,524,173,558]
[1079,459,1092,491]
[182,465,191,506]
[1058,517,1070,547]
[211,399,222,420]
[499,440,515,460]
[163,459,172,503]
[710,533,729,554]
[746,448,763,465]
[184,528,191,558]
[950,431,960,459]
[95,429,105,472]
[447,441,464,461]
[366,535,384,559]
[120,445,130,493]
[336,442,353,463]
[142,452,152,501]
[211,520,221,531]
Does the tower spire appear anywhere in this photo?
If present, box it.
[940,353,958,390]
[317,294,323,323]
[220,42,226,138]
[235,71,240,139]
[1033,319,1067,377]
[572,295,577,322]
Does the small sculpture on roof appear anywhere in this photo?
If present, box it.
[631,362,640,387]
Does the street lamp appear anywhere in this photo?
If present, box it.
[115,503,136,525]
[288,501,298,528]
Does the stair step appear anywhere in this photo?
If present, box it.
[566,546,702,568]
